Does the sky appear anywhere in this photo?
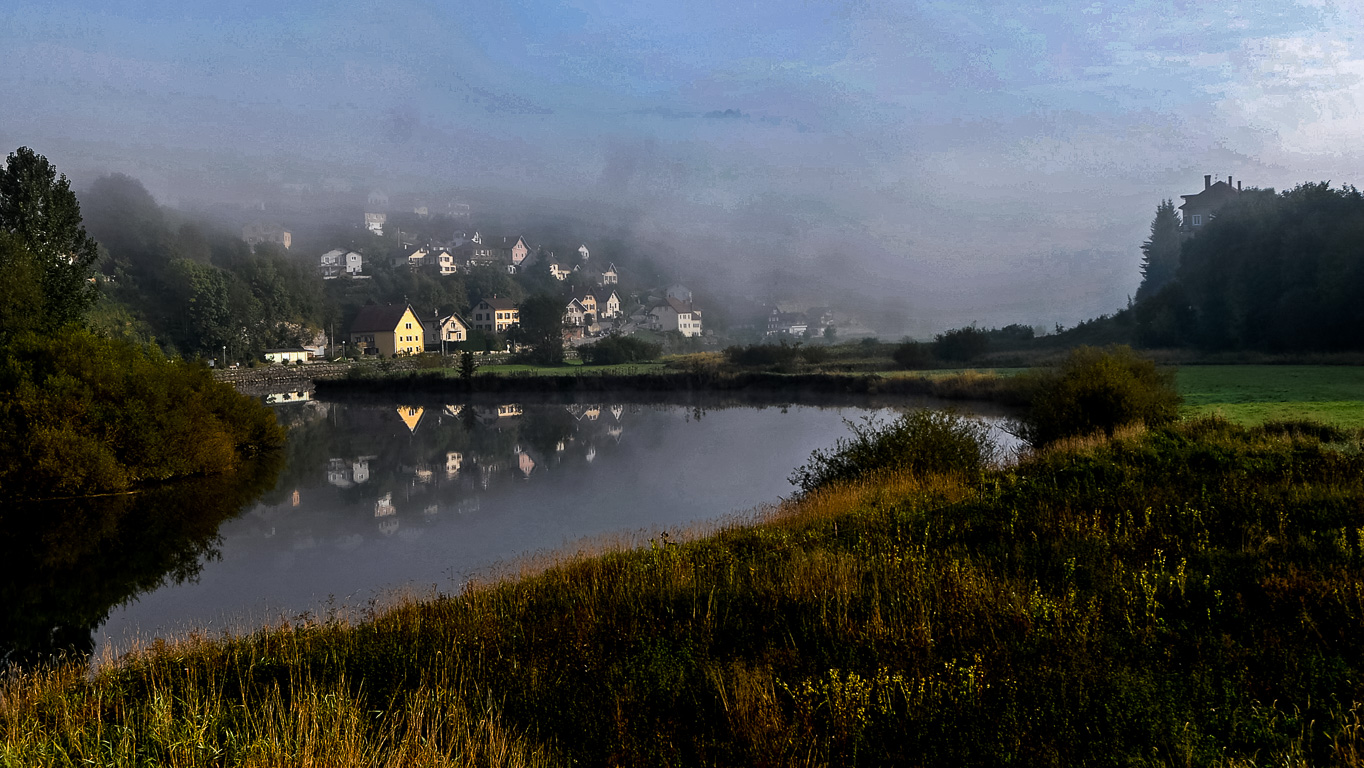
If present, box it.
[3,0,1362,331]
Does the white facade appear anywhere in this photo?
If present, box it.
[320,249,363,278]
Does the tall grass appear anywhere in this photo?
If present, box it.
[6,418,1364,765]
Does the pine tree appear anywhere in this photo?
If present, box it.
[1135,199,1182,303]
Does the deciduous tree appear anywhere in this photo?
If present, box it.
[0,147,100,328]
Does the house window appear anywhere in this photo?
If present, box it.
[406,323,412,329]
[1191,214,1202,226]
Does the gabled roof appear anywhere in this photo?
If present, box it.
[350,304,414,334]
[565,298,587,312]
[440,312,470,329]
[478,297,518,311]
[655,297,693,314]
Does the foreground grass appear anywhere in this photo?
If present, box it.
[7,419,1364,766]
[1177,365,1364,428]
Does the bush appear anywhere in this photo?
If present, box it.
[579,335,661,365]
[724,341,802,370]
[1013,345,1181,448]
[933,326,989,362]
[0,328,286,500]
[891,340,935,369]
[790,410,997,494]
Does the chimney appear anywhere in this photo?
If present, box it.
[1228,175,1233,188]
[1205,174,1211,189]
[1238,181,1242,191]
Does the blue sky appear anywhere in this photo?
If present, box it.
[3,0,1361,327]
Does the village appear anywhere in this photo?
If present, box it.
[240,192,849,365]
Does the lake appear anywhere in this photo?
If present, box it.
[0,396,1017,665]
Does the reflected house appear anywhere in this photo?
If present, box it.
[374,492,396,517]
[606,424,623,442]
[327,458,354,488]
[496,403,523,418]
[424,503,439,516]
[445,451,464,478]
[397,405,425,433]
[443,404,465,418]
[610,405,623,420]
[266,389,314,404]
[354,457,372,484]
[585,445,596,463]
[378,517,399,535]
[517,451,536,479]
[414,464,434,484]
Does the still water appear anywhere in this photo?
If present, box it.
[1,396,1015,665]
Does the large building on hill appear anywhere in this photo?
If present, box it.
[1180,174,1243,232]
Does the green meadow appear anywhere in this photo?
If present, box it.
[1177,365,1364,428]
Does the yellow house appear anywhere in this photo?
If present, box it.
[349,304,425,356]
[471,297,520,332]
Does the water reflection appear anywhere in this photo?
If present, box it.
[31,395,1012,660]
[0,455,282,668]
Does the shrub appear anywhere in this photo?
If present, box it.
[799,345,829,364]
[724,341,802,370]
[580,335,661,365]
[933,326,989,362]
[0,328,286,500]
[1013,345,1181,448]
[891,340,935,369]
[790,410,997,494]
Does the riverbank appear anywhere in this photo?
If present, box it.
[314,368,1027,405]
[6,417,1364,765]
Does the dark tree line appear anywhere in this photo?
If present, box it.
[1135,183,1364,351]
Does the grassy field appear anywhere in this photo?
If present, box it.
[1177,365,1364,428]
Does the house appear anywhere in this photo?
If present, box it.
[563,298,588,327]
[433,313,470,349]
[601,262,618,285]
[578,244,590,261]
[458,233,530,270]
[364,212,387,235]
[1180,174,1242,232]
[430,247,458,275]
[548,262,571,281]
[650,298,703,337]
[470,297,520,332]
[576,293,598,321]
[665,284,692,303]
[319,249,363,278]
[395,245,429,269]
[766,308,809,336]
[263,347,310,364]
[242,223,291,250]
[348,304,425,356]
[367,190,390,209]
[597,290,622,319]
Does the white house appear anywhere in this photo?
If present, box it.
[578,244,590,261]
[548,262,571,281]
[263,348,310,364]
[649,298,702,337]
[319,249,363,278]
[601,263,618,285]
[364,212,387,235]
